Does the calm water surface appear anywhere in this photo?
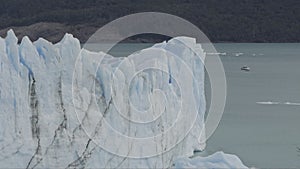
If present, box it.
[207,43,300,168]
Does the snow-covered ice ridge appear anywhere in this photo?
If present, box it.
[0,30,247,168]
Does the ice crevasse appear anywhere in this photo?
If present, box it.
[0,29,247,168]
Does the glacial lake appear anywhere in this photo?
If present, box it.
[85,43,300,168]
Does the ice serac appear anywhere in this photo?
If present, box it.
[0,30,247,168]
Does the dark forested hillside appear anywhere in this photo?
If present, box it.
[0,0,300,42]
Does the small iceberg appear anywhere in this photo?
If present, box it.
[235,52,244,57]
[173,151,248,169]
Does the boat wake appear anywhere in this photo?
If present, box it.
[256,101,280,105]
[256,101,300,106]
[283,102,300,106]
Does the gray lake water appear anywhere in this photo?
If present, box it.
[88,43,300,168]
[206,43,300,168]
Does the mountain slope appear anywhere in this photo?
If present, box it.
[0,0,299,42]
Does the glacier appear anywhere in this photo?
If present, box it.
[0,29,247,168]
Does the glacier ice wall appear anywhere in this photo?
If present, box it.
[0,30,209,168]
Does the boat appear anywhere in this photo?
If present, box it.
[241,66,250,71]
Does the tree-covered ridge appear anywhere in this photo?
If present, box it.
[0,0,300,42]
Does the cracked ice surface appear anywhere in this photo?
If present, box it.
[0,30,246,168]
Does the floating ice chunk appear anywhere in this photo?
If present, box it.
[173,151,248,169]
[234,52,244,57]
